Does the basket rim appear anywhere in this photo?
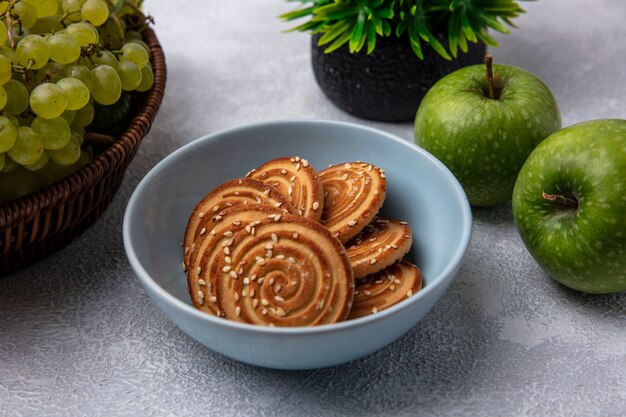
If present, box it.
[0,27,166,230]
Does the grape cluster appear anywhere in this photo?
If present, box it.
[0,0,154,202]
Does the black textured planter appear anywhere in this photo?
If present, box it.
[311,34,486,122]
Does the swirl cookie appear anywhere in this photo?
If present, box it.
[320,162,387,244]
[348,260,422,320]
[189,204,354,325]
[183,178,295,267]
[247,156,324,222]
[186,204,286,316]
[346,218,412,279]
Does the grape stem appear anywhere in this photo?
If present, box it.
[5,0,17,48]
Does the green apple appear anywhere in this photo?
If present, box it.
[512,119,626,294]
[414,57,561,206]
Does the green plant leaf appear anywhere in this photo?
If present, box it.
[448,12,459,57]
[475,28,498,46]
[372,15,384,35]
[409,39,424,60]
[318,19,353,45]
[457,26,468,53]
[283,19,327,33]
[414,21,451,60]
[280,0,530,59]
[367,22,377,53]
[279,5,318,21]
[324,29,354,53]
[460,11,478,42]
[396,19,409,37]
[381,19,391,36]
[407,21,424,59]
[477,13,511,34]
[355,24,369,52]
[312,3,358,21]
[349,12,367,52]
[376,7,394,19]
[502,16,518,28]
[426,32,452,60]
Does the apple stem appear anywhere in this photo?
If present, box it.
[542,191,579,209]
[484,54,495,100]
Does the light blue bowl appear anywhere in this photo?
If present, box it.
[123,120,472,370]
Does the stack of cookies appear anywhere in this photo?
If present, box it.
[182,157,422,327]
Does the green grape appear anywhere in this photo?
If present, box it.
[16,34,50,70]
[31,116,70,150]
[65,64,93,90]
[108,0,123,13]
[49,133,80,165]
[30,83,68,119]
[35,62,65,84]
[0,55,10,82]
[23,151,49,171]
[0,115,18,152]
[89,91,129,135]
[8,127,43,165]
[13,111,35,127]
[125,31,143,41]
[14,1,38,29]
[8,24,24,46]
[120,43,149,69]
[30,16,65,34]
[24,0,60,18]
[81,0,109,27]
[0,85,6,110]
[0,0,156,198]
[70,128,83,146]
[77,56,95,69]
[0,165,44,202]
[117,4,135,17]
[118,1,143,16]
[3,113,20,128]
[0,20,6,45]
[90,50,119,70]
[104,15,126,38]
[136,64,153,92]
[0,55,10,85]
[126,38,151,58]
[91,64,121,105]
[56,77,89,110]
[62,0,85,14]
[47,33,81,64]
[98,30,122,51]
[4,79,30,114]
[72,102,93,127]
[1,153,19,172]
[60,109,76,125]
[0,46,17,64]
[65,22,99,46]
[118,60,141,91]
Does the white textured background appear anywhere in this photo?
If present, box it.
[1,1,625,416]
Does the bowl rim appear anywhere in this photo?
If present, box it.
[123,119,472,335]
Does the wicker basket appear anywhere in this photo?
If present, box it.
[0,28,166,275]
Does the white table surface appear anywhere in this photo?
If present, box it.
[1,1,625,416]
